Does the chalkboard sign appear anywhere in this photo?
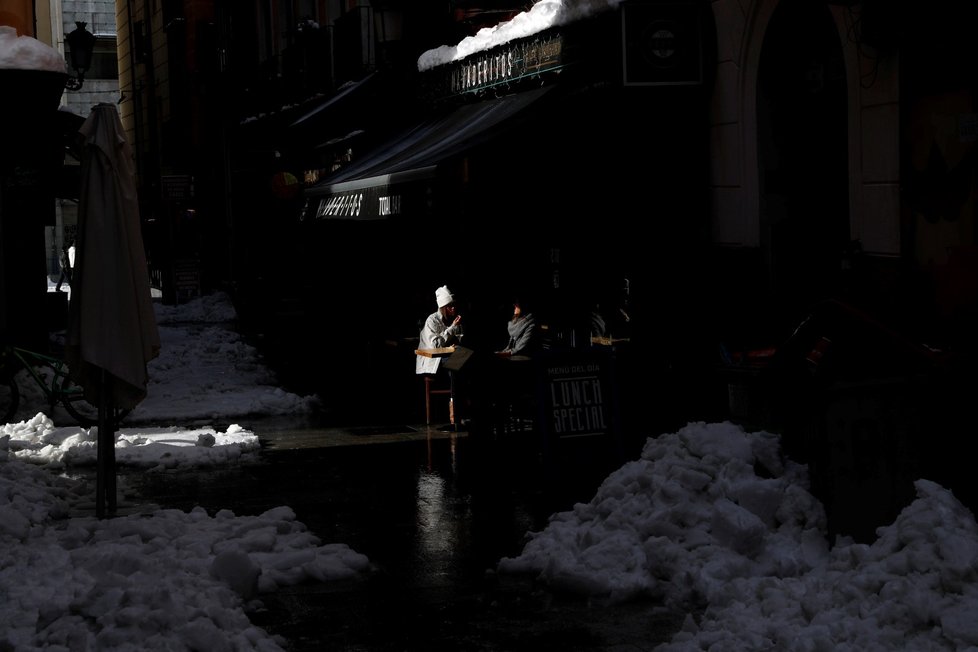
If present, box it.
[538,349,619,440]
[171,258,201,303]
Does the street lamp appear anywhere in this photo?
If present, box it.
[65,21,96,91]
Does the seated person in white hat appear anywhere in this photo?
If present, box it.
[416,285,464,375]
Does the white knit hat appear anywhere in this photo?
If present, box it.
[435,285,454,308]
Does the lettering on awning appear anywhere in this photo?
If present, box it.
[303,187,404,220]
[449,33,564,95]
[317,192,363,217]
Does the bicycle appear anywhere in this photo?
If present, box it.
[0,344,128,427]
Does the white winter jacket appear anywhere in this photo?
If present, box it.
[415,310,463,374]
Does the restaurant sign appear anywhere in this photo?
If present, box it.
[540,350,618,439]
[302,182,431,221]
[450,32,565,95]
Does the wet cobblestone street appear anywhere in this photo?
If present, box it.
[116,420,685,651]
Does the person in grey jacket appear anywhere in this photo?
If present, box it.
[497,298,539,357]
[416,285,463,374]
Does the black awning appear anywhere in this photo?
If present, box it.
[300,85,552,221]
[289,71,380,129]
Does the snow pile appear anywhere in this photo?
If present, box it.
[499,421,978,650]
[0,25,66,73]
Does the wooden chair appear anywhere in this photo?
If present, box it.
[422,373,452,425]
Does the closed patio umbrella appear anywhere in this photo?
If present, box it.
[66,103,160,517]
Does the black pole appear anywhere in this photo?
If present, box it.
[95,368,105,518]
[96,369,117,517]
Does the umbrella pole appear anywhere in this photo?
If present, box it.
[96,369,117,517]
[95,417,104,519]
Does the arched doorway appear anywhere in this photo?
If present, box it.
[756,1,849,324]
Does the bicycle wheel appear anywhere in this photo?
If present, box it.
[59,376,98,426]
[59,375,131,427]
[1,371,19,424]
